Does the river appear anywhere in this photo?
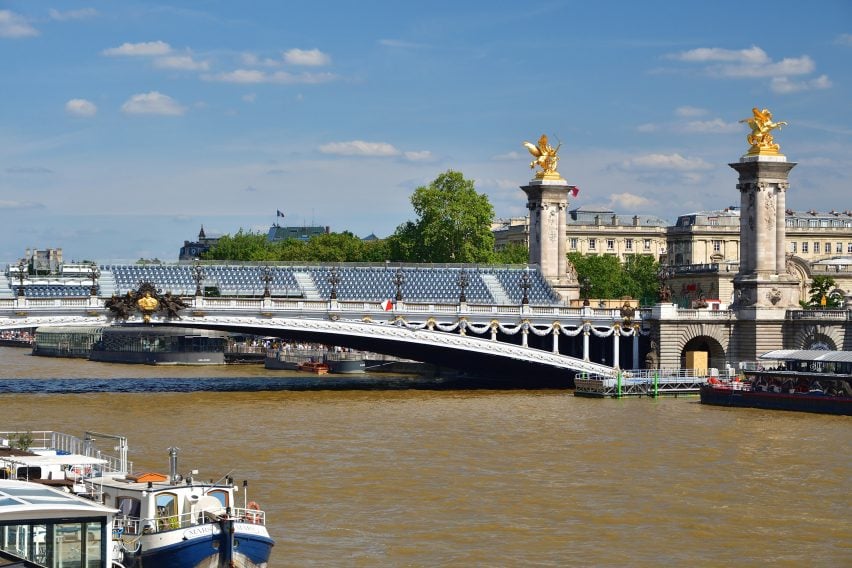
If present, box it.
[1,347,849,566]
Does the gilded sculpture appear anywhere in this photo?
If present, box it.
[739,107,787,156]
[523,134,562,180]
[106,282,188,323]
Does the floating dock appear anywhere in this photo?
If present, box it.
[575,369,717,398]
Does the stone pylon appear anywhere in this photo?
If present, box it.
[520,179,579,301]
[730,155,799,308]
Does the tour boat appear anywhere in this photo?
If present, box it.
[0,430,275,567]
[297,360,330,374]
[700,350,852,415]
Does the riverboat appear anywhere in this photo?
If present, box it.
[0,430,275,567]
[298,360,330,374]
[700,350,852,416]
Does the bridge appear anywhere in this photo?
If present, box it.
[0,262,655,383]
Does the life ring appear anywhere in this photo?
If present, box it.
[246,501,262,524]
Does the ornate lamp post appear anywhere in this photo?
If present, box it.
[520,267,531,305]
[457,268,469,303]
[192,261,204,296]
[327,266,340,300]
[262,266,273,298]
[88,262,100,296]
[393,267,405,301]
[657,266,673,303]
[580,276,591,306]
[16,258,26,297]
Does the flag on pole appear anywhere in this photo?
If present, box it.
[569,186,580,197]
[276,209,285,217]
[380,299,394,311]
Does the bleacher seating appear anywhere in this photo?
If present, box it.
[13,285,92,297]
[17,264,563,305]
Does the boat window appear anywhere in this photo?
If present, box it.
[15,466,42,480]
[156,492,179,530]
[116,496,141,518]
[208,489,229,508]
[85,522,103,568]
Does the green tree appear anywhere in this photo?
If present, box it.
[493,242,529,265]
[203,229,275,261]
[801,275,843,308]
[392,170,495,263]
[622,255,660,304]
[568,253,627,299]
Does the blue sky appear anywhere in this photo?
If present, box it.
[1,1,850,263]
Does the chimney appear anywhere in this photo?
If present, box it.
[611,215,619,226]
[633,215,639,226]
[168,447,180,484]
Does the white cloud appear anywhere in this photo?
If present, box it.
[636,123,659,133]
[0,10,38,38]
[719,55,814,78]
[403,150,433,161]
[102,41,172,56]
[154,54,209,71]
[675,106,707,117]
[121,92,186,116]
[65,99,98,117]
[770,74,832,94]
[682,118,741,133]
[619,153,712,171]
[0,199,44,209]
[833,33,852,46]
[283,48,330,66]
[318,141,400,157]
[49,8,98,21]
[202,69,335,84]
[608,192,654,210]
[670,45,769,64]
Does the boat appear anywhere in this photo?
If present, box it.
[325,351,366,374]
[297,360,330,374]
[0,478,118,567]
[700,350,852,415]
[0,430,275,567]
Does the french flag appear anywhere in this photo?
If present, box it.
[380,299,394,311]
[569,186,580,197]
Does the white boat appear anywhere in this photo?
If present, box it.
[0,430,274,567]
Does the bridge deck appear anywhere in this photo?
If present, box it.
[574,369,715,398]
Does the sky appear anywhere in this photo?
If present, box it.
[1,1,850,263]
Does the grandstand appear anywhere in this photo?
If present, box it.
[97,263,563,305]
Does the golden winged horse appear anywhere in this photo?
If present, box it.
[739,107,787,155]
[523,134,561,179]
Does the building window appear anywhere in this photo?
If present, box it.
[836,242,843,254]
[569,237,578,250]
[712,240,721,252]
[644,239,651,250]
[826,242,831,254]
[802,242,809,253]
[606,239,615,250]
[848,243,852,254]
[708,217,719,226]
[791,242,797,253]
[813,242,820,253]
[588,238,596,251]
[625,238,633,251]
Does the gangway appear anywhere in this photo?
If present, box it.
[574,368,730,398]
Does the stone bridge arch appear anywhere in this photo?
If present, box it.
[791,324,842,351]
[675,323,729,372]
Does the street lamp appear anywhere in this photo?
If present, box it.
[520,267,531,305]
[327,266,340,300]
[580,276,591,306]
[88,262,100,296]
[457,268,469,303]
[393,267,405,301]
[262,266,273,298]
[16,258,26,297]
[192,260,204,296]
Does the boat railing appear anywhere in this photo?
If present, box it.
[115,506,266,536]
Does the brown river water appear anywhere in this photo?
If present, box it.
[1,347,849,566]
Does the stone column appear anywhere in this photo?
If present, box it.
[520,180,579,302]
[582,327,590,361]
[612,329,620,369]
[775,186,787,274]
[632,331,639,369]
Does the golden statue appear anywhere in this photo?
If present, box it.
[137,291,159,323]
[523,134,562,180]
[739,107,787,156]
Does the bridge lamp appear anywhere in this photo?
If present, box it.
[393,267,405,301]
[88,262,100,296]
[192,261,204,296]
[457,268,469,304]
[262,266,273,298]
[17,258,26,297]
[520,267,531,305]
[327,266,340,300]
